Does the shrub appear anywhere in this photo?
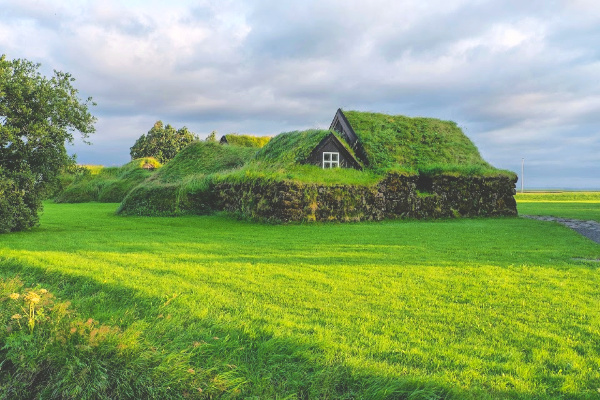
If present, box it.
[0,172,39,233]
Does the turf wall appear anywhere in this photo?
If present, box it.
[118,173,517,221]
[212,173,517,222]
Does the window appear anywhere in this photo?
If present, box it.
[323,152,340,169]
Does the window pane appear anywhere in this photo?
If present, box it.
[332,153,339,161]
[324,153,330,161]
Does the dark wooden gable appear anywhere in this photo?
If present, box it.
[329,109,368,165]
[304,133,362,170]
[219,135,228,144]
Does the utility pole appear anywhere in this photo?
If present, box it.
[521,158,524,193]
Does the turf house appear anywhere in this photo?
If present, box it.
[221,110,516,221]
[51,109,514,221]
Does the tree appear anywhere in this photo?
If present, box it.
[0,55,96,233]
[205,130,217,142]
[130,121,197,163]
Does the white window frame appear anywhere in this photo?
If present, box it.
[323,152,340,169]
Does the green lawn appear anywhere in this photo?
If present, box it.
[1,201,599,399]
[516,192,600,222]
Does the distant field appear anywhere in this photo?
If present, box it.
[516,192,600,221]
[1,202,599,399]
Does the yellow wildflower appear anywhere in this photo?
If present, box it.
[25,292,40,304]
[39,289,48,294]
[11,314,22,320]
[9,293,20,300]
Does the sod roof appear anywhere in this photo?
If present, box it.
[222,134,271,148]
[342,110,492,172]
[155,141,258,183]
[254,129,360,167]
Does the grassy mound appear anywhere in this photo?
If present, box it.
[117,113,516,219]
[55,158,161,203]
[222,133,271,148]
[117,142,257,216]
[343,111,494,173]
[154,141,258,183]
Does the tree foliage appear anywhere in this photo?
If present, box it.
[0,55,96,233]
[205,130,217,142]
[130,121,198,163]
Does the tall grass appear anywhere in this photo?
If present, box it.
[1,202,599,398]
[55,158,161,203]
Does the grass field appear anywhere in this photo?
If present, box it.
[1,197,599,399]
[516,192,600,222]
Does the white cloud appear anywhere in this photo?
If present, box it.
[1,0,599,188]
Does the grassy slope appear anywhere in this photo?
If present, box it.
[155,141,258,184]
[516,192,600,222]
[343,111,512,177]
[55,158,161,203]
[1,202,599,399]
[117,142,259,216]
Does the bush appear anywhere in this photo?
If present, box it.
[0,172,39,233]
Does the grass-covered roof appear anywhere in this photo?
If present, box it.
[224,129,375,185]
[222,134,271,148]
[254,129,330,165]
[155,141,258,183]
[343,110,494,173]
[254,129,360,166]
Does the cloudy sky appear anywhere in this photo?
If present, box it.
[2,0,599,188]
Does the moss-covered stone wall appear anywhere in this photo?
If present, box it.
[211,173,517,222]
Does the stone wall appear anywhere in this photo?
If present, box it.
[210,172,517,222]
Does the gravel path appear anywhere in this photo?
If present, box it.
[522,215,600,244]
